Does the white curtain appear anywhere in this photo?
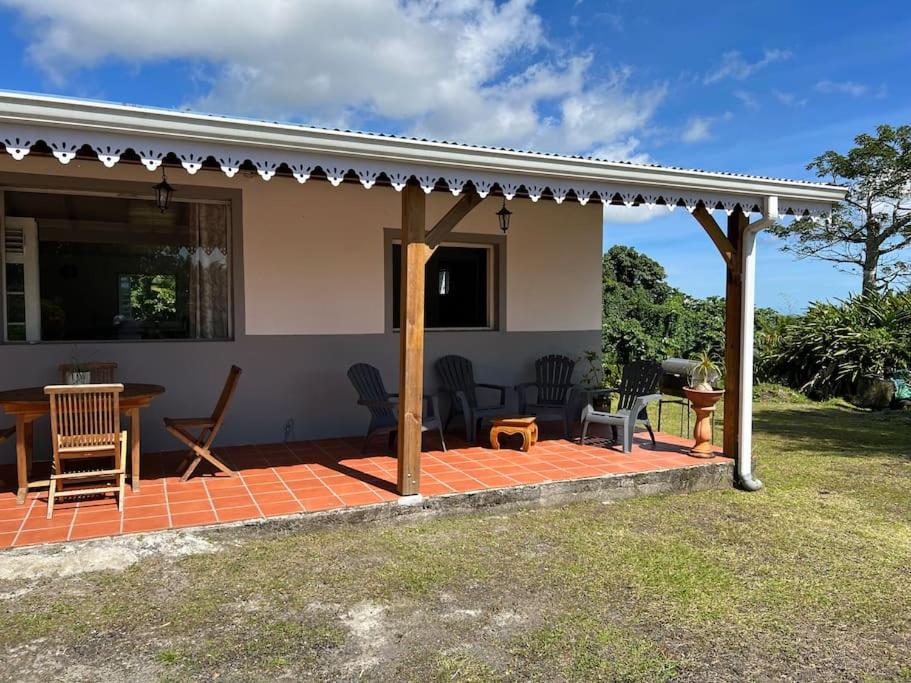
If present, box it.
[188,203,229,339]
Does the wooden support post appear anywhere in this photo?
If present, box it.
[397,185,429,495]
[723,211,747,461]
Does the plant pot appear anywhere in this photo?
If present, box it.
[682,387,724,457]
[66,371,91,385]
[592,394,612,412]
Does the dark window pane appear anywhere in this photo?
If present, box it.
[4,191,230,341]
[6,293,25,323]
[392,244,490,329]
[5,263,24,292]
[6,323,25,341]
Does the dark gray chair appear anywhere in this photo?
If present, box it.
[435,355,509,443]
[516,354,578,438]
[347,363,446,453]
[580,360,663,452]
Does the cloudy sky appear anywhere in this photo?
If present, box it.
[0,0,908,310]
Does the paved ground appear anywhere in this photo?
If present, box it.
[0,425,721,549]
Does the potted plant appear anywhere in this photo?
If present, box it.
[687,351,723,391]
[65,345,92,385]
[580,350,612,411]
[682,351,724,457]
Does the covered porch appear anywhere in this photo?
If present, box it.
[0,422,729,549]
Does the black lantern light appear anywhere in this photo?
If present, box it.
[153,168,174,213]
[496,196,512,234]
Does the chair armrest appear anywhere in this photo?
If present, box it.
[559,383,582,407]
[357,399,396,409]
[630,393,663,418]
[476,383,507,407]
[422,393,443,419]
[515,382,538,411]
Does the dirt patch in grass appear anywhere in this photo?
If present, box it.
[1,403,911,681]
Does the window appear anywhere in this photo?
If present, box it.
[2,190,231,342]
[392,243,493,329]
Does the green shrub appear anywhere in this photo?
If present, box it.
[767,291,911,399]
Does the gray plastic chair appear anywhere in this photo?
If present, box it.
[347,363,446,453]
[580,360,663,452]
[516,354,578,438]
[434,355,509,443]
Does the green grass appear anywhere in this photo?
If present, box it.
[1,401,910,681]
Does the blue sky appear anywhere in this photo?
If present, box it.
[0,0,908,310]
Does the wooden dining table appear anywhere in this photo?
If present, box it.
[0,383,165,504]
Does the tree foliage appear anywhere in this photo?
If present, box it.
[600,246,742,381]
[769,124,911,295]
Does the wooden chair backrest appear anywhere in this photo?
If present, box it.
[59,362,118,384]
[209,366,242,435]
[534,354,576,405]
[45,384,124,463]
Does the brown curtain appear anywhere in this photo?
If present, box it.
[188,203,229,339]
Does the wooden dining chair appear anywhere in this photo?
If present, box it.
[45,384,127,518]
[163,366,242,481]
[59,362,118,384]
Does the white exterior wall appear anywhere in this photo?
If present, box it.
[0,155,603,336]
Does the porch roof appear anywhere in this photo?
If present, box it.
[0,90,845,218]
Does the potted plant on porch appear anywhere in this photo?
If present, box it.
[64,345,92,385]
[682,351,724,457]
[580,349,612,411]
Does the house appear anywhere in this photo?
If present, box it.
[0,91,844,498]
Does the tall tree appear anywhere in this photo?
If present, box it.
[770,124,911,295]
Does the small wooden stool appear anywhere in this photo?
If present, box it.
[490,417,538,452]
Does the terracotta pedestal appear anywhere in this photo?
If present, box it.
[682,388,724,457]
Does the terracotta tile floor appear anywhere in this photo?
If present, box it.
[0,425,725,550]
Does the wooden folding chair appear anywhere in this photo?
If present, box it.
[45,384,127,519]
[164,365,242,481]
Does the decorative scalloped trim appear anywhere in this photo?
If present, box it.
[0,125,833,220]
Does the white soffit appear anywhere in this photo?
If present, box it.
[0,91,845,219]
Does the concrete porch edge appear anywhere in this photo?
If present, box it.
[1,460,733,556]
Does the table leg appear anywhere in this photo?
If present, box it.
[15,415,27,504]
[24,420,34,477]
[130,407,141,491]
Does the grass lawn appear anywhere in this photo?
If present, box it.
[2,401,910,681]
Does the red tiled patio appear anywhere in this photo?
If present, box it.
[0,427,727,550]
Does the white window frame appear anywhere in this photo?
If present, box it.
[391,240,496,332]
[2,214,41,342]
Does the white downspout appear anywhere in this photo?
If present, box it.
[736,195,777,491]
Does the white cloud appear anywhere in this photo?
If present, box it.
[602,204,668,224]
[703,48,791,84]
[733,90,759,110]
[680,111,733,144]
[814,80,868,97]
[773,90,808,107]
[681,117,713,143]
[0,0,667,160]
